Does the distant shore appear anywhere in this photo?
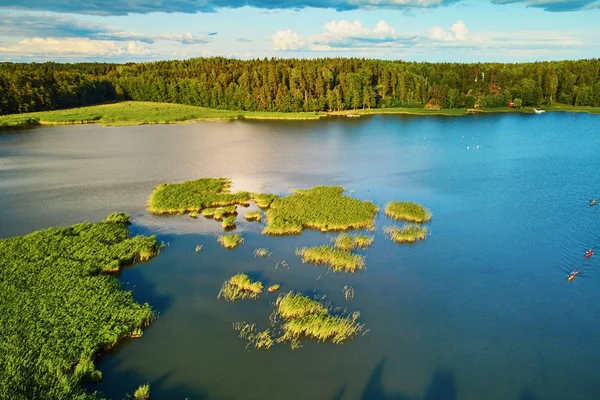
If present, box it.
[1,101,599,128]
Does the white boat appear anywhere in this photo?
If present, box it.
[534,108,545,114]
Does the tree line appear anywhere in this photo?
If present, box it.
[1,58,600,115]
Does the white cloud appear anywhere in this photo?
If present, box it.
[0,37,151,58]
[428,20,468,41]
[270,30,309,51]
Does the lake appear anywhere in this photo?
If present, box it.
[1,113,600,400]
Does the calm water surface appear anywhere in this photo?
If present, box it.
[1,113,600,400]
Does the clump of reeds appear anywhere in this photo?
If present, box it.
[262,186,378,235]
[134,383,151,400]
[343,285,355,300]
[296,245,365,273]
[383,224,428,243]
[189,211,198,218]
[221,215,236,230]
[251,193,279,209]
[105,212,131,224]
[334,233,374,251]
[275,291,329,319]
[195,245,203,253]
[218,273,263,301]
[201,208,216,217]
[218,233,243,249]
[385,201,432,223]
[245,211,261,222]
[214,206,237,220]
[233,322,274,350]
[268,284,280,292]
[254,248,270,257]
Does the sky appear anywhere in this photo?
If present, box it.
[0,0,598,63]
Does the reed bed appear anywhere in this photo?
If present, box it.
[384,224,429,243]
[134,384,151,400]
[254,248,270,257]
[218,273,263,301]
[105,212,131,224]
[385,201,432,223]
[221,215,237,230]
[0,216,159,399]
[218,233,243,249]
[233,322,274,350]
[245,211,262,221]
[263,186,378,235]
[147,178,251,215]
[334,233,374,251]
[251,193,279,208]
[267,284,281,292]
[297,245,365,273]
[214,206,237,220]
[201,208,216,217]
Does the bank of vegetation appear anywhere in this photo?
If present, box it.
[0,214,159,399]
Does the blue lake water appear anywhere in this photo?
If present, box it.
[1,113,600,400]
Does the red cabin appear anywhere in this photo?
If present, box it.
[507,102,514,108]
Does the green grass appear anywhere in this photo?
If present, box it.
[244,211,262,222]
[263,186,378,235]
[0,101,325,127]
[218,273,263,301]
[0,216,159,399]
[252,193,279,209]
[134,383,151,400]
[254,248,270,257]
[105,212,131,224]
[275,292,363,348]
[218,233,244,249]
[297,245,365,273]
[214,206,238,220]
[201,208,216,217]
[221,215,237,230]
[334,233,374,251]
[147,178,251,215]
[385,201,432,223]
[330,107,468,116]
[384,224,429,243]
[267,284,281,292]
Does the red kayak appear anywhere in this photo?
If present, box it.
[585,250,593,258]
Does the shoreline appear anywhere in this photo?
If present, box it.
[1,101,599,128]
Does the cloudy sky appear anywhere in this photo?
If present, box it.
[0,0,598,62]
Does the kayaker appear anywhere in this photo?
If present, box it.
[591,199,597,206]
[569,270,578,281]
[585,249,593,258]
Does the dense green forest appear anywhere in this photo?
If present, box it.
[2,58,600,115]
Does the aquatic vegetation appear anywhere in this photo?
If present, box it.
[268,284,281,292]
[263,186,378,235]
[218,233,244,249]
[384,224,429,243]
[218,273,263,301]
[252,193,279,209]
[201,208,216,217]
[297,245,365,273]
[245,211,262,221]
[343,285,355,300]
[275,292,363,348]
[233,322,274,350]
[105,212,131,224]
[214,206,238,220]
[221,215,237,230]
[254,248,270,257]
[195,245,203,253]
[134,383,151,400]
[334,233,374,251]
[147,178,251,215]
[189,211,198,218]
[385,201,432,223]
[0,216,159,399]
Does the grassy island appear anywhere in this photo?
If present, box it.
[263,186,378,235]
[384,224,429,243]
[334,233,374,251]
[0,214,159,399]
[297,245,365,273]
[244,211,262,221]
[218,274,263,301]
[218,233,244,249]
[385,201,432,223]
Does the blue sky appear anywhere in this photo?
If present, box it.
[0,0,598,62]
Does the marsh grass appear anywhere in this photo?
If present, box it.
[195,245,203,253]
[221,215,237,230]
[134,383,151,400]
[251,193,279,209]
[267,284,280,292]
[214,206,237,220]
[263,186,378,235]
[334,233,374,251]
[384,224,428,243]
[189,211,198,218]
[218,273,263,301]
[297,245,365,273]
[343,285,355,300]
[385,201,432,223]
[254,248,270,257]
[218,233,243,249]
[201,208,216,217]
[233,322,274,350]
[245,211,261,222]
[105,212,131,224]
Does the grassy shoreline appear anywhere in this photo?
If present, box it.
[2,101,599,128]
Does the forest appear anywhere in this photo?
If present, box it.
[1,57,600,115]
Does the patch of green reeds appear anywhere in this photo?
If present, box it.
[251,193,279,209]
[274,292,363,348]
[296,245,365,273]
[214,206,237,220]
[147,178,251,215]
[201,208,216,217]
[267,284,280,292]
[334,233,374,251]
[254,248,270,257]
[221,215,237,230]
[218,273,263,301]
[217,233,243,249]
[244,211,261,222]
[233,322,274,350]
[0,216,159,399]
[385,201,432,223]
[384,224,429,243]
[105,212,131,224]
[263,186,378,235]
[134,383,151,400]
